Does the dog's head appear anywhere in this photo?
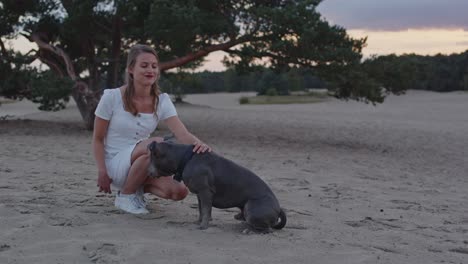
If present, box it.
[147,141,178,178]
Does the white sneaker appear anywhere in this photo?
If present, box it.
[115,192,149,214]
[136,186,147,208]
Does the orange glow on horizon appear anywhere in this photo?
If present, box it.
[348,28,468,57]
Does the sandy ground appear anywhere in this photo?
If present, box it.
[0,90,467,264]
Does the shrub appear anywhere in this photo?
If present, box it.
[239,97,250,104]
[266,88,278,96]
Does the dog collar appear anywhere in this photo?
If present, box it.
[174,146,195,182]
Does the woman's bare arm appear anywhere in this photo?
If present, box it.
[164,116,211,153]
[92,116,113,193]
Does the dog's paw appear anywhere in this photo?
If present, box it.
[198,224,209,230]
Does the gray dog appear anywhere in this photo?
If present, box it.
[147,141,286,232]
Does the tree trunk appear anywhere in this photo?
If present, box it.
[71,81,99,130]
[107,16,122,88]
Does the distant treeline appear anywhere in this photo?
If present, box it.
[161,51,468,95]
[364,51,468,92]
[160,68,325,95]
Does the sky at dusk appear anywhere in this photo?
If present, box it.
[316,0,468,56]
[317,0,468,31]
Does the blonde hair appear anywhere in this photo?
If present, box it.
[124,44,161,116]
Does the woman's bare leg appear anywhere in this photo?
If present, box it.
[120,155,150,194]
[144,177,189,200]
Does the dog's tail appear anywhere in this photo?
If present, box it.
[272,209,287,230]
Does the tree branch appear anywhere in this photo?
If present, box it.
[108,15,122,88]
[159,36,253,71]
[27,33,97,99]
[29,32,77,80]
[37,50,66,77]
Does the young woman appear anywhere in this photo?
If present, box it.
[92,44,211,214]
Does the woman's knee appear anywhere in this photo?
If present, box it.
[171,185,189,201]
[144,178,189,200]
[131,137,164,163]
[165,183,189,201]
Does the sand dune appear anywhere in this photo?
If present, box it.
[1,90,467,264]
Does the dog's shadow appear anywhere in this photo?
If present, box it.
[164,218,276,235]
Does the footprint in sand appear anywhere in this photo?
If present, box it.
[427,247,443,253]
[25,196,57,206]
[345,216,404,232]
[389,199,447,214]
[0,244,11,252]
[449,248,468,255]
[85,243,120,264]
[389,199,420,211]
[48,214,88,227]
[166,220,194,227]
[272,177,311,188]
[372,245,400,254]
[320,184,341,200]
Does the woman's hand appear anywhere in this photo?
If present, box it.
[193,141,212,154]
[97,170,113,194]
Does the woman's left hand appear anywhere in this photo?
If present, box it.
[193,141,212,154]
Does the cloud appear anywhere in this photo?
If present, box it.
[317,0,468,31]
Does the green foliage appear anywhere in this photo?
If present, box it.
[239,97,249,104]
[164,67,325,95]
[0,51,73,111]
[256,70,290,95]
[0,52,35,99]
[363,51,468,92]
[265,88,278,96]
[322,63,384,104]
[161,71,203,96]
[29,71,73,111]
[0,0,42,36]
[1,0,392,114]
